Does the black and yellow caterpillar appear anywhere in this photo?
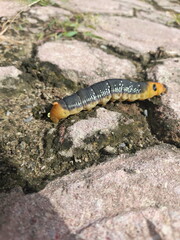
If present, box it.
[50,79,167,123]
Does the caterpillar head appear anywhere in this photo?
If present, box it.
[147,82,167,98]
[50,102,70,123]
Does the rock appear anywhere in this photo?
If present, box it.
[51,104,157,169]
[0,187,81,240]
[56,0,134,15]
[147,58,180,147]
[29,6,71,22]
[0,66,21,81]
[88,16,180,55]
[79,207,176,239]
[147,58,180,119]
[66,108,121,149]
[41,103,157,184]
[0,66,22,94]
[55,0,173,25]
[37,40,137,85]
[102,145,117,155]
[0,144,180,239]
[40,144,180,238]
[153,0,180,13]
[136,8,173,26]
[0,1,26,17]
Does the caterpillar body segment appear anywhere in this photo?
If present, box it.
[50,79,167,123]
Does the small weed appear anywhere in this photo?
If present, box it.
[173,13,180,25]
[36,14,102,43]
[36,17,79,43]
[170,13,180,26]
[83,31,103,39]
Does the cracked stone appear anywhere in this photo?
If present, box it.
[0,144,179,240]
[0,1,26,17]
[0,66,21,81]
[88,16,180,55]
[65,108,121,149]
[56,0,173,25]
[153,0,180,13]
[38,40,137,85]
[29,6,71,22]
[147,58,180,119]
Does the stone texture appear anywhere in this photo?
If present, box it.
[0,145,180,239]
[0,0,26,17]
[79,207,176,240]
[56,0,135,15]
[43,145,180,231]
[136,7,173,25]
[153,0,180,13]
[29,5,71,22]
[0,66,21,81]
[66,108,121,149]
[0,188,81,240]
[0,66,22,92]
[55,0,173,25]
[147,58,180,119]
[38,40,137,84]
[89,16,180,55]
[147,58,180,146]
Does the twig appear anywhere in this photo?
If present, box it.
[0,0,41,36]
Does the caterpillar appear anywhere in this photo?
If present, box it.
[50,79,167,123]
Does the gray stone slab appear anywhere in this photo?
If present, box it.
[0,66,21,81]
[0,0,26,17]
[147,58,180,119]
[154,0,180,13]
[0,144,179,240]
[29,5,71,22]
[38,40,137,85]
[66,108,121,149]
[90,16,180,55]
[55,0,173,25]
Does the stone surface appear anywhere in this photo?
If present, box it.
[0,66,21,81]
[0,145,180,239]
[0,66,22,93]
[0,188,81,240]
[0,0,26,17]
[29,5,71,22]
[56,0,135,15]
[89,16,180,55]
[56,0,173,25]
[147,58,180,119]
[147,58,180,147]
[153,0,180,13]
[66,108,121,148]
[79,207,176,240]
[38,40,137,84]
[136,7,173,25]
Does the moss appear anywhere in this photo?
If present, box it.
[82,105,157,156]
[39,102,158,186]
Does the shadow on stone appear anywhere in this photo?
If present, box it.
[0,144,42,193]
[146,219,163,240]
[0,145,25,193]
[0,188,82,240]
[144,101,180,148]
